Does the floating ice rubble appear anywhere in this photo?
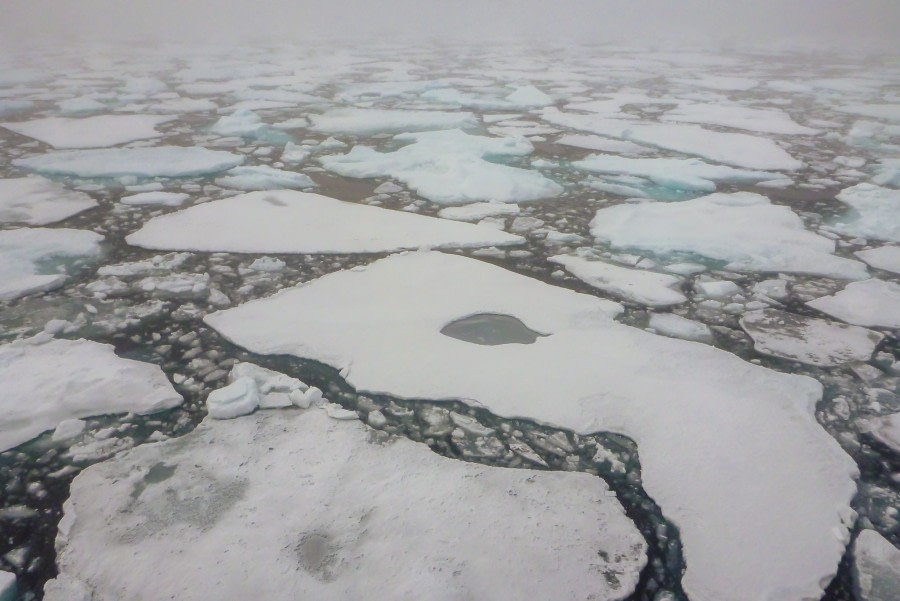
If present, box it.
[13,146,244,179]
[0,334,182,452]
[807,279,900,329]
[0,227,103,301]
[1,114,174,148]
[320,129,563,205]
[590,192,870,280]
[126,190,522,253]
[206,362,323,419]
[309,108,477,136]
[830,184,900,243]
[549,252,687,307]
[865,413,900,455]
[45,400,645,601]
[740,309,884,367]
[852,530,900,601]
[0,176,97,225]
[205,250,858,601]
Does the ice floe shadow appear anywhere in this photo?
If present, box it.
[440,313,547,346]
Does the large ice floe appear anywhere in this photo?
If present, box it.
[740,309,884,367]
[0,334,182,452]
[590,192,870,280]
[204,251,859,601]
[44,403,646,601]
[308,108,477,136]
[852,530,900,601]
[319,129,563,204]
[126,190,522,253]
[0,176,97,225]
[12,146,244,179]
[660,103,820,135]
[830,184,900,243]
[0,115,174,148]
[0,227,103,301]
[856,246,900,275]
[806,279,900,329]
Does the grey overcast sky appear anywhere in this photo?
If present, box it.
[2,0,899,49]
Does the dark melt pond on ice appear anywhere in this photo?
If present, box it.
[441,313,546,345]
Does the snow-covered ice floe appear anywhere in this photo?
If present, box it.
[856,246,900,275]
[0,227,103,301]
[44,404,645,601]
[119,191,190,207]
[205,251,858,601]
[319,129,563,205]
[13,146,244,179]
[807,279,900,329]
[214,165,316,190]
[308,107,477,136]
[660,103,820,136]
[830,184,900,243]
[0,114,174,148]
[0,334,182,452]
[740,309,884,367]
[126,190,523,253]
[590,192,870,280]
[852,530,900,601]
[0,176,97,225]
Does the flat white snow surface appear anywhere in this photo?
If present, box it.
[0,228,103,301]
[740,309,884,367]
[806,279,900,329]
[1,115,174,148]
[549,253,687,307]
[12,146,244,179]
[831,184,900,243]
[856,246,900,275]
[590,192,870,280]
[660,103,820,135]
[44,407,646,601]
[0,334,182,452]
[319,129,563,205]
[572,154,777,193]
[0,176,97,225]
[852,530,900,601]
[308,108,477,135]
[205,251,858,601]
[119,191,190,207]
[126,190,523,253]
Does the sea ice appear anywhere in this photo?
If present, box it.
[13,146,244,179]
[126,190,523,253]
[661,104,819,135]
[214,165,316,190]
[556,134,649,154]
[0,334,182,452]
[740,309,884,367]
[309,108,477,136]
[0,571,14,601]
[549,253,687,307]
[648,313,713,343]
[865,413,900,455]
[572,154,778,194]
[856,246,900,275]
[0,176,97,225]
[205,251,857,601]
[120,191,190,207]
[320,129,562,205]
[0,227,103,301]
[1,115,174,149]
[438,202,520,221]
[830,184,900,243]
[590,192,870,280]
[806,279,900,329]
[45,406,645,601]
[852,530,900,601]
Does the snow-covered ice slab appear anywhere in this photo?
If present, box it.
[550,253,686,307]
[0,227,103,301]
[0,176,97,225]
[127,190,523,253]
[865,413,900,455]
[556,134,649,154]
[1,115,174,149]
[807,279,900,329]
[120,191,190,207]
[831,184,900,243]
[590,192,870,280]
[740,309,883,367]
[45,406,645,601]
[320,129,562,205]
[214,165,316,190]
[661,104,819,135]
[648,313,712,343]
[438,201,520,222]
[13,146,244,179]
[0,334,182,452]
[309,108,477,136]
[856,246,900,275]
[205,251,858,601]
[572,154,778,194]
[852,530,900,601]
